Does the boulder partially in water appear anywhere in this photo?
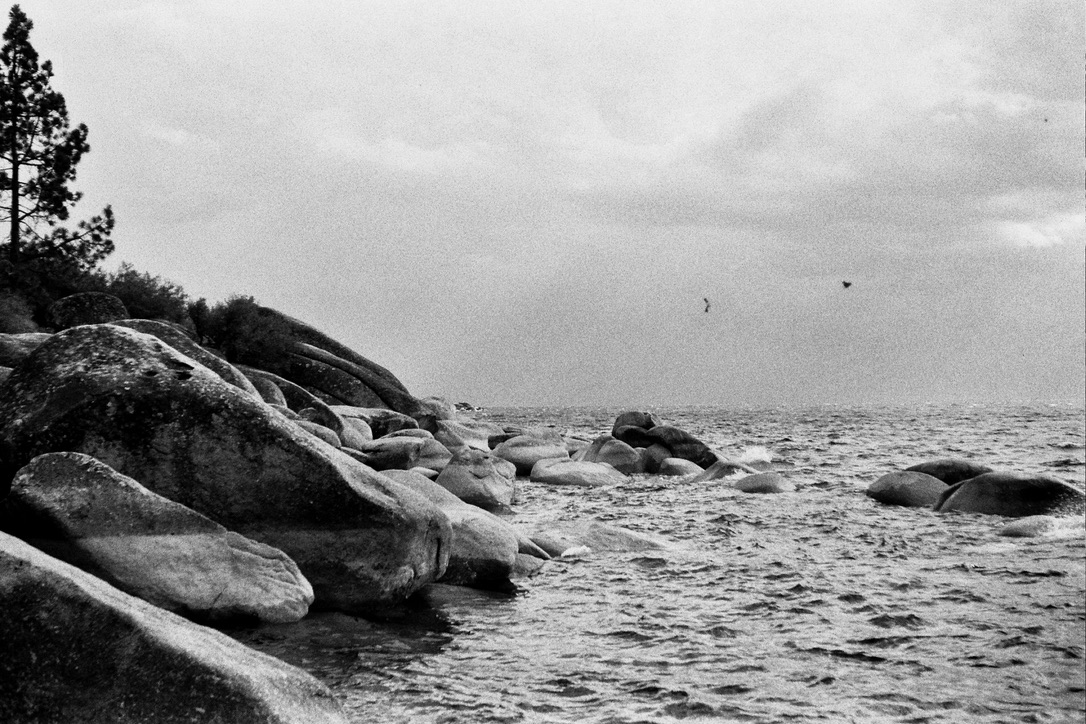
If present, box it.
[0,531,348,724]
[435,447,516,512]
[934,472,1085,517]
[905,458,994,485]
[580,435,643,474]
[530,458,627,487]
[6,452,313,624]
[657,457,704,476]
[867,471,948,508]
[690,459,759,483]
[731,472,795,494]
[529,520,670,557]
[0,324,451,612]
[492,432,569,476]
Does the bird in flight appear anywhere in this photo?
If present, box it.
[842,281,852,289]
[703,297,711,313]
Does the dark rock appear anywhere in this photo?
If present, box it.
[48,292,128,329]
[644,425,717,468]
[0,324,451,612]
[935,472,1085,517]
[0,531,348,724]
[905,458,994,485]
[611,411,661,436]
[0,332,51,367]
[580,435,643,474]
[612,424,656,448]
[867,471,948,508]
[690,459,759,482]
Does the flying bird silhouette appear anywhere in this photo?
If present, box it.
[842,281,852,289]
[703,297,711,313]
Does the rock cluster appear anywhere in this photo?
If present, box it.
[867,457,1085,522]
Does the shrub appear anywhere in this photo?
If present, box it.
[193,295,294,367]
[0,292,39,333]
[94,263,191,326]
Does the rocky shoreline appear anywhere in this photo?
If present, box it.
[1,292,1082,722]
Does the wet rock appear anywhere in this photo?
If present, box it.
[435,447,516,512]
[492,432,570,476]
[866,471,948,508]
[48,292,128,329]
[643,425,718,468]
[612,424,656,448]
[690,459,759,482]
[611,411,661,436]
[934,472,1085,517]
[731,472,795,494]
[657,457,704,476]
[581,435,643,474]
[0,531,348,724]
[530,458,627,487]
[0,324,451,612]
[529,520,670,557]
[905,458,994,485]
[6,452,313,623]
[384,470,536,591]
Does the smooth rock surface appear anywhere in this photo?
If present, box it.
[731,472,795,494]
[934,472,1086,517]
[0,531,348,724]
[866,470,948,508]
[657,457,705,476]
[530,458,627,487]
[435,447,516,512]
[492,433,570,476]
[6,452,313,623]
[581,435,643,474]
[529,520,671,557]
[905,458,994,485]
[0,324,451,612]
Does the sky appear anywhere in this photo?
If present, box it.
[14,0,1086,407]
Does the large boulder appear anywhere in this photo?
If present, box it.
[435,447,516,512]
[866,471,948,508]
[113,319,261,399]
[433,419,505,452]
[657,457,704,476]
[643,425,718,468]
[0,324,451,612]
[905,458,994,485]
[530,458,627,487]
[580,435,643,474]
[611,411,661,436]
[48,292,128,329]
[245,306,422,416]
[6,452,313,623]
[0,531,348,724]
[934,472,1086,517]
[330,405,419,438]
[384,469,537,591]
[492,432,569,476]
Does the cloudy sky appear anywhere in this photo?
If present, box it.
[17,0,1085,406]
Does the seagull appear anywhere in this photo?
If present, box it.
[703,297,711,313]
[842,281,852,289]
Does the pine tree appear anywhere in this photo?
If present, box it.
[0,4,113,272]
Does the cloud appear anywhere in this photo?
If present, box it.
[998,213,1086,248]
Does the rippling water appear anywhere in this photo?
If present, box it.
[235,404,1086,723]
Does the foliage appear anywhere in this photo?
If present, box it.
[190,295,294,367]
[88,262,191,326]
[0,4,114,270]
[0,289,35,331]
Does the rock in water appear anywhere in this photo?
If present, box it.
[580,435,643,474]
[530,458,627,487]
[435,447,516,512]
[492,432,570,476]
[904,458,994,485]
[0,324,451,612]
[934,472,1085,517]
[6,452,313,623]
[866,471,948,508]
[0,531,348,724]
[731,472,795,494]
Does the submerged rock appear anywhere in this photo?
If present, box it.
[934,472,1085,517]
[529,520,671,557]
[0,531,348,724]
[866,471,948,508]
[6,452,313,623]
[0,324,451,612]
[731,472,795,494]
[690,459,759,483]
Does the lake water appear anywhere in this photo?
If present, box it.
[235,403,1086,723]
